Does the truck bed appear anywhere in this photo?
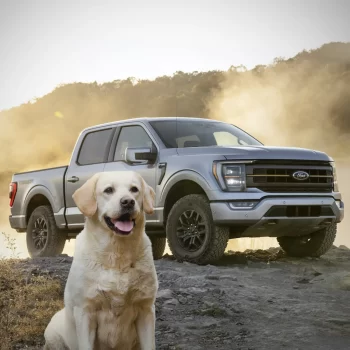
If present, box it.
[10,166,68,230]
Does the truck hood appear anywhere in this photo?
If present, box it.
[176,146,332,162]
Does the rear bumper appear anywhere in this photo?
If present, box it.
[9,215,26,231]
[211,196,344,237]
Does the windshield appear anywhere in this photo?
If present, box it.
[149,119,262,148]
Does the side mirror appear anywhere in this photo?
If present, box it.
[125,147,157,165]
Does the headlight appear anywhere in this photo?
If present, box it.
[213,163,246,191]
[331,162,339,192]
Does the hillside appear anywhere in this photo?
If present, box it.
[1,42,350,180]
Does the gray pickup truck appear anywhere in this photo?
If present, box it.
[9,117,344,264]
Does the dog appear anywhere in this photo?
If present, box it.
[44,171,158,350]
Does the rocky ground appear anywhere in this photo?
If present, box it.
[14,246,350,350]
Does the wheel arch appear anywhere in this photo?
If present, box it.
[162,176,209,224]
[24,186,56,224]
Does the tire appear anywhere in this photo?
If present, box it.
[26,205,66,258]
[277,223,337,258]
[150,237,166,260]
[166,194,229,265]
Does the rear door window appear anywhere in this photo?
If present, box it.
[77,128,113,165]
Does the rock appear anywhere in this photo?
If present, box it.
[335,275,350,291]
[205,275,220,280]
[164,298,179,307]
[296,278,310,284]
[178,295,187,304]
[184,316,194,321]
[204,301,215,307]
[184,287,208,294]
[201,320,219,328]
[326,318,350,326]
[157,289,173,300]
[161,306,175,313]
[303,266,322,277]
[220,275,238,281]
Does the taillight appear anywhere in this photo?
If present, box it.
[9,182,17,207]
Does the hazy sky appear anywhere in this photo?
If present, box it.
[0,0,349,111]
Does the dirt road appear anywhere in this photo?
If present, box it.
[15,246,350,350]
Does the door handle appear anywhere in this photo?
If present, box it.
[67,176,79,183]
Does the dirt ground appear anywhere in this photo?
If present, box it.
[9,245,350,350]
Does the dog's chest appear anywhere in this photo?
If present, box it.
[86,264,156,349]
[87,264,156,310]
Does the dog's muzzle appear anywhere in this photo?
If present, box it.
[104,212,136,235]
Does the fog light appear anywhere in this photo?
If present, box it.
[229,201,259,210]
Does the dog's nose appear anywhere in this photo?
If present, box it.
[120,197,135,208]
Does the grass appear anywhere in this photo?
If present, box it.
[0,233,63,349]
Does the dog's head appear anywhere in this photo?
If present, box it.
[72,171,155,237]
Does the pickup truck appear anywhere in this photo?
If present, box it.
[9,117,344,264]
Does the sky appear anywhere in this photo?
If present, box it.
[0,0,349,111]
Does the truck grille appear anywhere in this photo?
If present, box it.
[246,161,333,193]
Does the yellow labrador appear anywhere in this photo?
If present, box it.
[44,171,158,350]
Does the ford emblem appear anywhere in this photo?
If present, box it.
[292,170,309,181]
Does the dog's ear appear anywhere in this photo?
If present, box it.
[72,173,100,217]
[141,178,155,215]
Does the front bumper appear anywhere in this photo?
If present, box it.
[211,196,344,238]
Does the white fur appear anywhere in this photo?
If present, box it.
[44,171,158,350]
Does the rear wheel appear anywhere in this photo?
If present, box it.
[26,205,66,258]
[277,223,337,257]
[150,237,166,260]
[166,194,229,265]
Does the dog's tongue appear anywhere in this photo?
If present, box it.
[114,220,133,232]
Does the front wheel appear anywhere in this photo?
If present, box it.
[277,223,337,257]
[166,194,229,265]
[26,205,66,258]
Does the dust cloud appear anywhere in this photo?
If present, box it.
[208,59,350,251]
[0,88,120,257]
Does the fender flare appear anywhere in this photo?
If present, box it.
[159,170,212,207]
[23,185,58,219]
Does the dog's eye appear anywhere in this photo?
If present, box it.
[104,187,114,194]
[130,186,139,193]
